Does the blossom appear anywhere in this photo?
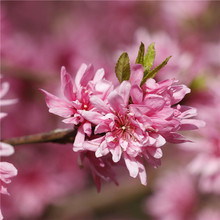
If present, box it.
[79,64,204,185]
[0,77,17,220]
[0,142,18,220]
[4,146,86,219]
[186,138,220,195]
[0,143,17,196]
[41,64,113,149]
[180,76,220,195]
[145,171,197,220]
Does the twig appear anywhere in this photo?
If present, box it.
[1,128,76,146]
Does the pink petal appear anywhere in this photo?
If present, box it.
[177,105,197,118]
[0,142,14,157]
[0,161,17,184]
[95,122,110,134]
[49,107,75,118]
[0,82,9,99]
[150,133,166,147]
[118,81,131,106]
[108,91,126,114]
[124,155,139,178]
[164,132,191,143]
[180,119,206,131]
[0,99,17,106]
[83,137,104,151]
[60,66,76,101]
[83,122,92,137]
[95,80,114,100]
[73,124,85,151]
[170,85,191,105]
[147,147,163,159]
[62,113,82,125]
[110,145,122,163]
[130,64,144,87]
[75,63,88,90]
[79,64,95,87]
[40,89,74,117]
[79,110,103,124]
[90,96,109,113]
[144,94,165,113]
[130,85,143,104]
[137,160,147,185]
[0,112,7,120]
[93,68,105,83]
[0,185,9,195]
[96,141,109,157]
[129,104,150,117]
[119,139,128,151]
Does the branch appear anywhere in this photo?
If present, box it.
[1,128,76,146]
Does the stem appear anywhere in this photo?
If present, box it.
[1,128,76,146]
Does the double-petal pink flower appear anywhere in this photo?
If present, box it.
[79,64,204,185]
[41,64,113,149]
[42,63,204,187]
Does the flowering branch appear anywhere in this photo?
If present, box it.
[1,128,76,146]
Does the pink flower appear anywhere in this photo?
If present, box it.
[41,64,113,149]
[3,147,86,219]
[79,64,204,185]
[180,76,220,195]
[0,143,17,201]
[186,138,220,195]
[0,77,17,220]
[145,171,197,220]
[0,161,17,196]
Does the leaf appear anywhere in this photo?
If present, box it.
[135,42,145,65]
[115,52,131,83]
[143,42,155,75]
[141,56,171,86]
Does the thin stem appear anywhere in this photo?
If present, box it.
[1,128,76,146]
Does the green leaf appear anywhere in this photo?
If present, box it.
[135,42,145,65]
[115,52,131,83]
[143,42,155,75]
[141,56,171,86]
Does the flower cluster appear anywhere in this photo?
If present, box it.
[0,77,17,220]
[42,43,204,190]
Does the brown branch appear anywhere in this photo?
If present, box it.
[1,128,76,146]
